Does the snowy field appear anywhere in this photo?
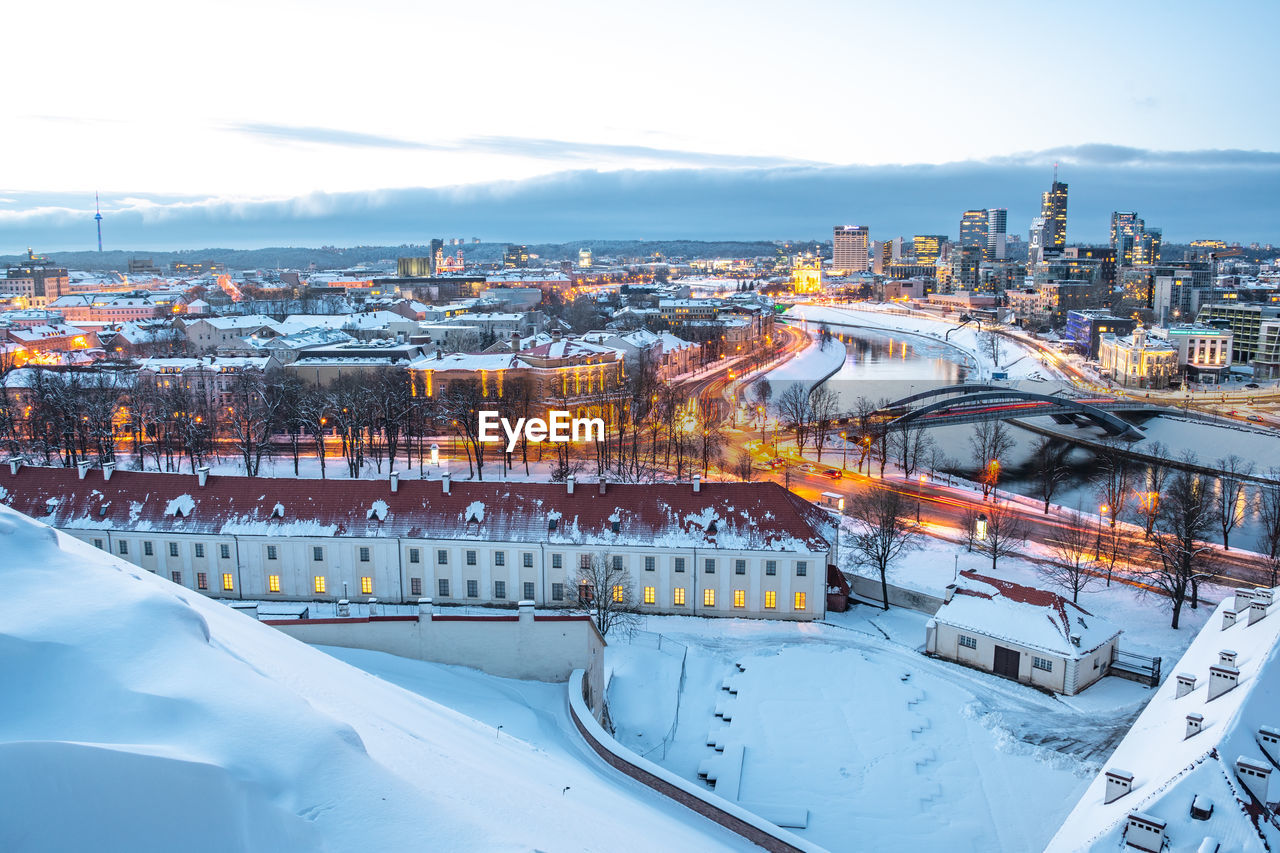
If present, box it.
[760,329,847,398]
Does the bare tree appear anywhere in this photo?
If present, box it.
[571,551,640,637]
[969,419,1015,498]
[845,487,923,610]
[979,330,1004,370]
[1258,468,1280,587]
[774,383,812,453]
[751,378,773,443]
[1214,454,1254,551]
[1040,510,1101,602]
[1136,441,1172,537]
[733,448,756,482]
[1093,437,1134,534]
[1143,461,1218,629]
[975,499,1027,573]
[1030,436,1071,514]
[808,385,839,464]
[889,419,934,479]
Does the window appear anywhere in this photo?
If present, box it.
[612,556,623,572]
[705,558,715,574]
[222,573,234,591]
[312,546,323,562]
[437,549,449,565]
[268,575,281,593]
[796,561,807,577]
[612,584,624,603]
[522,552,533,568]
[644,556,655,572]
[169,542,180,558]
[552,582,564,601]
[194,544,205,559]
[267,545,278,560]
[438,579,450,597]
[734,589,746,608]
[494,551,505,567]
[494,580,506,599]
[359,547,370,563]
[171,571,182,585]
[523,581,535,600]
[196,572,208,590]
[765,560,776,576]
[958,635,978,650]
[794,592,806,611]
[674,587,686,606]
[360,576,373,595]
[611,520,621,533]
[579,554,591,570]
[93,538,104,550]
[409,548,421,564]
[643,586,656,604]
[1033,656,1054,672]
[674,557,686,573]
[467,579,479,598]
[313,576,326,594]
[220,544,230,560]
[144,541,154,557]
[466,550,477,566]
[552,553,563,569]
[703,589,715,607]
[118,541,129,555]
[764,590,776,609]
[578,583,593,603]
[410,577,422,596]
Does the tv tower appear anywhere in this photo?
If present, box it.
[94,192,103,252]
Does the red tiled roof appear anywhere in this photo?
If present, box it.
[0,465,833,552]
[955,569,1096,645]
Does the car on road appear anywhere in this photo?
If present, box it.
[1246,383,1260,389]
[821,468,842,479]
[1248,415,1265,423]
[800,463,816,473]
[768,458,786,468]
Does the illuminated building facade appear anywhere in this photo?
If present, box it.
[832,225,870,273]
[1163,324,1232,383]
[985,208,1007,261]
[959,210,988,249]
[1098,326,1177,389]
[1040,178,1069,253]
[5,251,69,310]
[912,234,946,265]
[503,244,530,269]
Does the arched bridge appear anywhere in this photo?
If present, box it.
[876,384,1146,439]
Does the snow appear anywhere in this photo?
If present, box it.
[463,500,484,523]
[366,499,388,521]
[0,503,752,852]
[761,330,846,395]
[163,493,194,517]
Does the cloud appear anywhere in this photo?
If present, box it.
[987,144,1280,168]
[3,148,1278,252]
[228,122,818,168]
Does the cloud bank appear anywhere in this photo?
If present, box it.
[2,147,1277,253]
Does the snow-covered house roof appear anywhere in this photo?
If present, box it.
[935,571,1122,659]
[1047,589,1280,852]
[0,466,835,553]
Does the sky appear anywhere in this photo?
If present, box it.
[2,0,1277,251]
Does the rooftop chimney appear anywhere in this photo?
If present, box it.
[337,599,350,617]
[7,456,24,476]
[390,471,399,493]
[1104,769,1134,804]
[1223,609,1239,629]
[77,459,92,480]
[436,348,443,360]
[1189,794,1213,820]
[1260,726,1280,763]
[599,479,607,496]
[1235,756,1272,803]
[692,474,701,493]
[1249,599,1269,626]
[511,330,521,351]
[1186,713,1204,739]
[197,465,210,488]
[1234,589,1254,611]
[1123,812,1166,853]
[1220,649,1238,667]
[1208,665,1239,701]
[1175,673,1197,698]
[567,474,575,495]
[441,472,451,495]
[102,461,115,481]
[367,597,378,616]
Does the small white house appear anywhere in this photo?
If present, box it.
[926,570,1122,695]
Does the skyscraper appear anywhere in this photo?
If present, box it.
[959,210,988,249]
[1040,173,1068,253]
[912,234,946,265]
[985,207,1007,261]
[832,225,870,273]
[1110,212,1143,265]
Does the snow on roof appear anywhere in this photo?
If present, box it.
[0,466,834,553]
[195,314,279,330]
[934,570,1121,658]
[1047,590,1280,852]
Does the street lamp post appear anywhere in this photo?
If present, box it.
[1096,504,1108,559]
[917,473,927,523]
[840,431,847,470]
[972,512,988,552]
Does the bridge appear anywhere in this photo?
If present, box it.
[876,384,1149,439]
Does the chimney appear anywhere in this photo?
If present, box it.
[441,472,451,495]
[1123,812,1166,853]
[1190,794,1213,820]
[77,459,92,480]
[1255,589,1275,607]
[197,465,210,488]
[1219,649,1238,667]
[1223,609,1239,629]
[692,474,701,493]
[511,330,521,351]
[390,471,399,493]
[552,329,562,342]
[1186,713,1204,739]
[337,599,350,617]
[367,597,378,616]
[7,456,23,476]
[1208,665,1239,701]
[567,474,575,495]
[436,348,443,360]
[418,597,433,620]
[1234,589,1254,611]
[1175,673,1197,698]
[599,479,607,496]
[1070,634,1081,648]
[1235,756,1272,803]
[1104,769,1134,804]
[1259,726,1280,762]
[1249,600,1268,626]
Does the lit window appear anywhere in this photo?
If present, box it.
[438,579,450,597]
[467,579,478,598]
[959,635,977,649]
[360,576,373,595]
[735,560,746,575]
[267,545,278,560]
[703,589,715,607]
[410,577,422,596]
[578,583,593,603]
[359,547,370,563]
[674,557,685,573]
[495,581,506,599]
[794,592,806,611]
[644,556,655,572]
[196,572,207,590]
[612,584,624,603]
[195,544,205,559]
[734,589,745,608]
[674,587,686,606]
[1033,656,1054,672]
[313,576,326,594]
[268,575,281,593]
[312,546,323,562]
[170,570,182,585]
[118,540,129,555]
[523,581,535,600]
[643,586,656,604]
[220,544,230,560]
[144,541,154,556]
[764,590,776,609]
[796,561,807,577]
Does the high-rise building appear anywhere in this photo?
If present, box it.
[912,235,946,265]
[1134,229,1162,266]
[1110,212,1143,265]
[949,244,982,292]
[890,236,905,262]
[985,208,1007,261]
[1040,176,1068,253]
[832,225,870,273]
[578,248,593,269]
[503,244,530,269]
[959,210,988,249]
[428,238,445,274]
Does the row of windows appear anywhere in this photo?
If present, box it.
[958,635,978,649]
[113,540,232,560]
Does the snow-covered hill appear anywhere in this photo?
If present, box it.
[0,504,746,853]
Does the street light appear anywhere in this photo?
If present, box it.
[917,473,928,523]
[1096,504,1108,559]
[974,512,988,547]
[840,431,847,469]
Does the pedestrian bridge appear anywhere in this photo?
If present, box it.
[875,384,1147,439]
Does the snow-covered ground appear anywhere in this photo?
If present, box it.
[0,503,753,852]
[759,329,847,397]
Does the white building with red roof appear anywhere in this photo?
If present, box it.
[926,570,1123,694]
